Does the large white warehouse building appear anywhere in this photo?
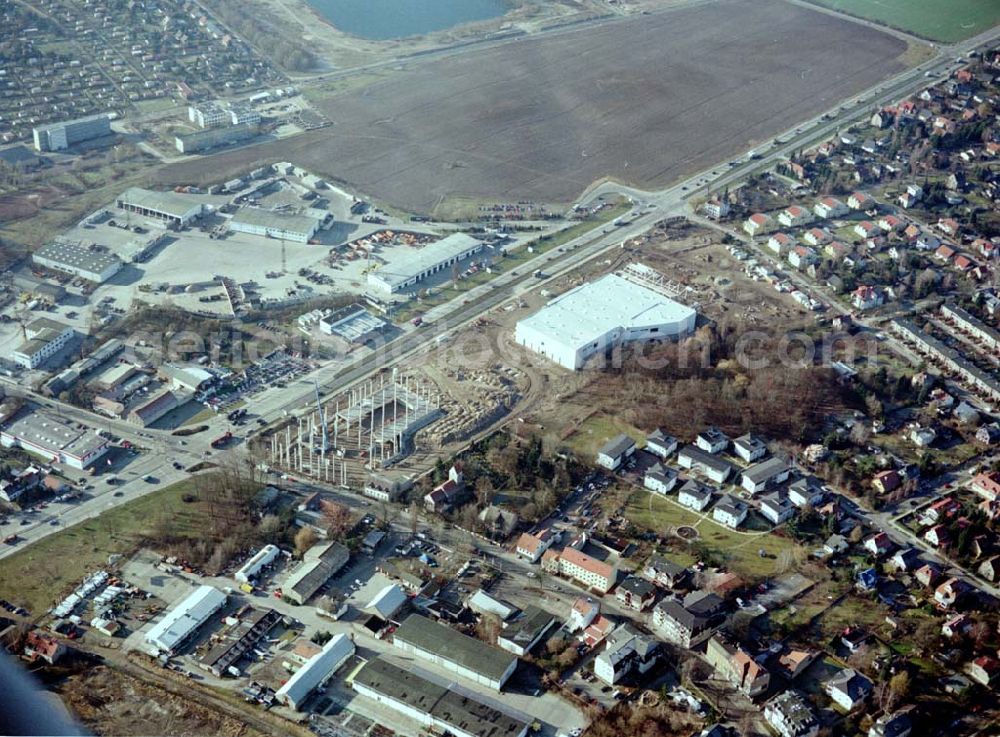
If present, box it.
[144,585,227,654]
[228,208,321,243]
[366,233,484,294]
[515,271,697,370]
[276,633,355,710]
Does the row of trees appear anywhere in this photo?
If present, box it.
[208,0,318,72]
[585,323,849,444]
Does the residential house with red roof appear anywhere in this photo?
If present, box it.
[814,197,848,219]
[915,562,942,588]
[971,471,1000,502]
[847,191,874,210]
[921,496,960,525]
[966,656,1000,688]
[515,529,555,563]
[873,469,900,494]
[779,205,813,228]
[24,631,64,664]
[864,532,893,557]
[743,213,773,237]
[545,547,616,593]
[854,221,879,239]
[803,228,832,247]
[852,286,884,311]
[877,215,904,233]
[767,233,794,254]
[937,218,961,236]
[934,244,957,262]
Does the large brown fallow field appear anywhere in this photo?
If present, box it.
[158,0,908,213]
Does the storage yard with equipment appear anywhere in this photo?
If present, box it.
[3,0,1000,735]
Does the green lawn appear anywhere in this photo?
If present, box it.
[625,491,805,579]
[0,480,204,614]
[807,0,1000,42]
[562,414,645,461]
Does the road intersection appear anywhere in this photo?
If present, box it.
[3,24,999,568]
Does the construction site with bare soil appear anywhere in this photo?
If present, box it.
[470,217,840,458]
[57,663,273,737]
[260,358,534,490]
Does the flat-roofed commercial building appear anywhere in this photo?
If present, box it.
[391,614,518,690]
[33,114,111,152]
[276,633,355,710]
[33,242,123,284]
[515,272,697,370]
[198,607,282,677]
[497,605,557,656]
[366,233,484,294]
[319,304,388,343]
[188,103,229,129]
[144,585,227,654]
[1,411,109,469]
[115,187,203,228]
[12,317,75,369]
[175,122,257,154]
[89,362,139,392]
[228,208,321,243]
[352,657,530,737]
[234,544,281,584]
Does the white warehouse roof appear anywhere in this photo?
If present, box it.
[144,585,227,653]
[369,233,483,292]
[515,272,696,369]
[365,584,407,621]
[277,633,355,710]
[234,544,280,584]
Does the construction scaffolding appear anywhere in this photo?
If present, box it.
[269,370,443,485]
[617,262,686,301]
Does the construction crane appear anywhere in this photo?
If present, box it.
[314,379,328,454]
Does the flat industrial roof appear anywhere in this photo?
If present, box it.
[1,412,106,461]
[34,242,121,276]
[277,633,354,705]
[144,585,226,652]
[353,657,529,737]
[517,272,695,350]
[498,606,555,648]
[229,207,320,235]
[321,305,387,342]
[26,317,71,336]
[117,187,203,218]
[393,613,516,683]
[374,233,483,290]
[33,113,110,134]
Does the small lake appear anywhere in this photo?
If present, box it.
[307,0,511,40]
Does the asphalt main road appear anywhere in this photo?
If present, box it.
[4,23,999,561]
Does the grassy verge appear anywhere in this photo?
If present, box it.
[804,0,1000,42]
[0,479,203,614]
[624,491,805,579]
[561,413,645,461]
